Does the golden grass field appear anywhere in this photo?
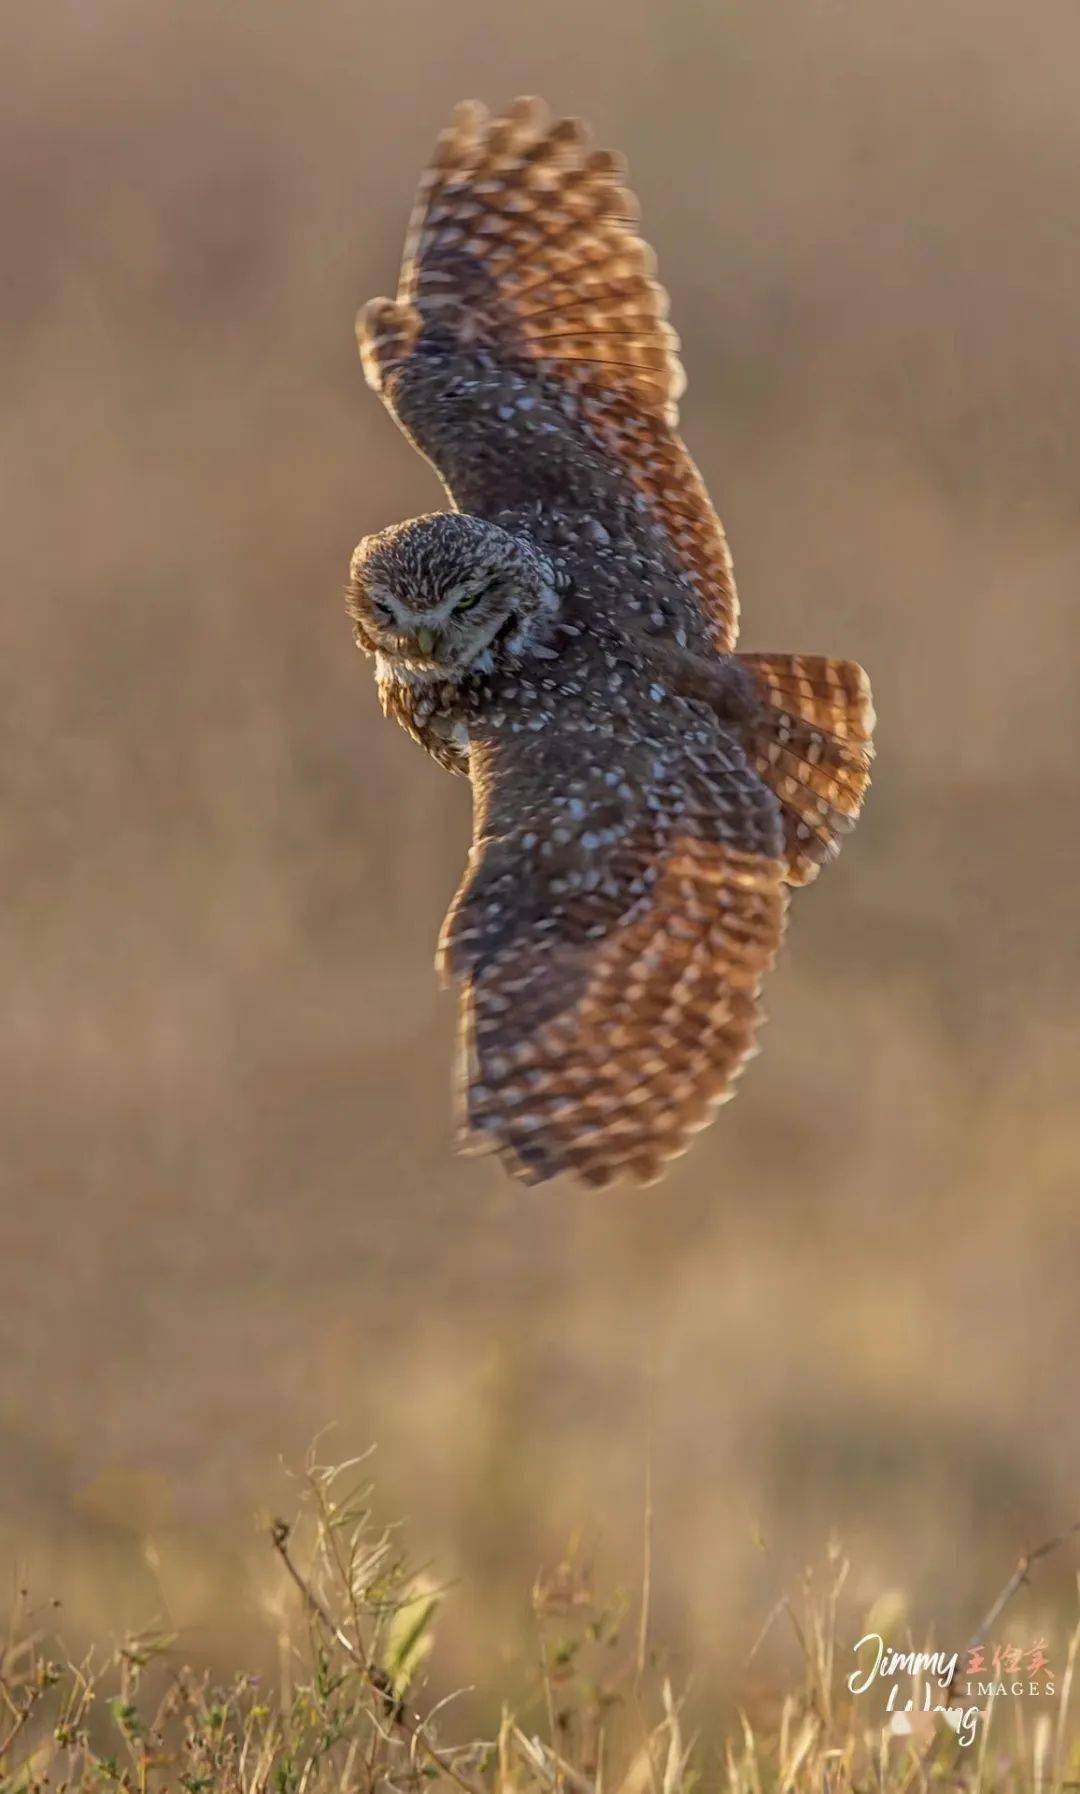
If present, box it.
[3,1457,1079,1791]
[2,0,1079,1766]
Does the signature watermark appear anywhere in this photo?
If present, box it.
[848,1633,1056,1749]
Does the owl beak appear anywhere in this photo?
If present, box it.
[415,626,436,655]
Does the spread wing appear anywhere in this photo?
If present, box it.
[358,96,739,654]
[437,720,787,1187]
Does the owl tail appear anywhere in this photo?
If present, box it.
[735,652,875,885]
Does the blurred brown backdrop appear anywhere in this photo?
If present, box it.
[2,0,1079,1727]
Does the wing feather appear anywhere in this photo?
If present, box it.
[438,724,787,1188]
[358,96,739,653]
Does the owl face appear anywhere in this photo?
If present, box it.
[348,513,559,685]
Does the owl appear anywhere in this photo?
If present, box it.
[347,97,875,1188]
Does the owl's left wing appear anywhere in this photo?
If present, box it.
[359,97,739,655]
[438,723,788,1187]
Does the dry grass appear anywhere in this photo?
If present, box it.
[3,1460,1077,1794]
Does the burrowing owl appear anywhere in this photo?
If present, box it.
[348,97,875,1188]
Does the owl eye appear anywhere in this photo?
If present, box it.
[371,598,393,623]
[456,579,499,613]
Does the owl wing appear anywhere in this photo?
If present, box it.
[359,97,739,655]
[437,721,788,1187]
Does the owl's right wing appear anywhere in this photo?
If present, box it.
[358,97,739,655]
[437,722,788,1187]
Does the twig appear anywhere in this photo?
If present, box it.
[958,1522,1080,1672]
[1052,1597,1080,1791]
[898,1521,1080,1794]
[0,1696,36,1763]
[270,1519,484,1794]
[636,1458,654,1686]
[743,1595,796,1671]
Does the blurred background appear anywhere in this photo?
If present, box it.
[3,0,1079,1736]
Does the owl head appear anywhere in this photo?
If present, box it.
[348,513,559,684]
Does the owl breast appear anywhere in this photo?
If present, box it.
[377,663,477,773]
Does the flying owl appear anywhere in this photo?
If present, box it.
[347,97,875,1188]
